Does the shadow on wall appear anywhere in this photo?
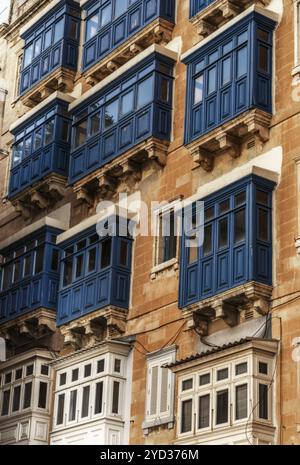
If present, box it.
[0,338,5,361]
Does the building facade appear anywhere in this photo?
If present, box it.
[0,0,300,446]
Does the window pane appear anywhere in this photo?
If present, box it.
[24,44,33,67]
[88,248,97,272]
[41,365,49,376]
[90,112,100,136]
[34,128,43,151]
[84,364,91,377]
[34,246,44,274]
[194,75,204,104]
[34,37,42,58]
[38,382,48,409]
[51,249,59,271]
[69,390,77,422]
[119,241,128,266]
[13,141,23,166]
[198,394,210,429]
[235,191,246,207]
[72,369,79,382]
[182,379,193,391]
[208,67,217,94]
[56,393,65,425]
[44,118,55,145]
[259,362,268,375]
[24,136,32,158]
[222,56,231,86]
[181,399,193,433]
[112,381,120,414]
[121,90,134,116]
[237,46,248,78]
[236,384,248,420]
[74,120,87,148]
[257,190,269,206]
[81,386,90,418]
[95,382,103,414]
[160,78,169,102]
[97,359,105,373]
[159,210,177,264]
[75,254,84,279]
[258,45,268,72]
[86,14,99,41]
[59,373,66,386]
[199,373,210,386]
[235,362,248,376]
[218,218,228,249]
[234,209,246,243]
[115,0,127,18]
[137,76,154,107]
[150,366,158,416]
[216,390,228,425]
[13,260,20,283]
[23,382,32,409]
[203,224,213,256]
[44,28,52,49]
[101,238,112,268]
[61,120,69,142]
[217,368,229,381]
[26,364,34,376]
[1,391,10,416]
[12,386,21,412]
[259,384,268,420]
[258,209,269,241]
[54,18,64,43]
[63,258,73,287]
[4,372,12,384]
[101,4,112,27]
[114,359,121,373]
[15,368,23,380]
[104,100,118,129]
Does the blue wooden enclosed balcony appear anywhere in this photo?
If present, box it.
[183,9,277,172]
[179,172,276,329]
[8,94,73,219]
[0,221,64,346]
[68,46,176,203]
[82,0,175,85]
[189,1,272,40]
[56,215,133,346]
[19,0,81,108]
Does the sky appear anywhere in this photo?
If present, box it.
[0,0,10,24]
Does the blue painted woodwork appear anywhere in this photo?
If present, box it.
[20,0,81,96]
[179,175,275,308]
[190,0,215,18]
[8,99,72,199]
[183,11,277,145]
[69,51,175,184]
[57,218,133,325]
[82,0,175,71]
[0,226,62,324]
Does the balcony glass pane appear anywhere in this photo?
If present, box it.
[54,18,64,43]
[235,384,248,420]
[101,4,112,27]
[24,44,33,68]
[181,399,192,433]
[86,14,99,41]
[44,118,55,146]
[216,389,228,424]
[194,75,204,105]
[137,76,154,107]
[74,119,88,148]
[34,128,43,151]
[104,100,119,129]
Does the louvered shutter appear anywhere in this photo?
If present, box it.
[160,367,169,415]
[149,365,159,416]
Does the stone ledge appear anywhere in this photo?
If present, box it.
[187,109,272,172]
[20,68,76,108]
[83,18,174,87]
[191,0,272,41]
[182,281,273,332]
[73,137,169,206]
[59,306,128,350]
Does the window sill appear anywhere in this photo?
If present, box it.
[150,258,178,280]
[142,416,174,435]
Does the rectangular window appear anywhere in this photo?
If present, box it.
[198,394,210,429]
[63,257,73,287]
[56,393,65,425]
[181,399,193,433]
[69,390,77,422]
[86,14,99,41]
[158,210,177,264]
[112,381,120,414]
[54,17,64,43]
[81,385,90,418]
[34,246,44,274]
[44,118,55,146]
[12,386,21,412]
[137,76,154,108]
[235,384,248,420]
[74,119,87,148]
[259,383,269,420]
[72,369,79,382]
[216,389,229,425]
[101,238,112,268]
[38,382,48,409]
[23,382,32,409]
[104,100,118,129]
[95,381,103,414]
[1,390,10,416]
[235,362,248,376]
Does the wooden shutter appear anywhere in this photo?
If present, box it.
[160,367,169,415]
[149,365,158,416]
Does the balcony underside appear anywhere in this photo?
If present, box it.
[20,68,76,108]
[183,281,272,332]
[187,109,272,172]
[73,137,169,205]
[60,306,127,350]
[10,173,67,220]
[0,308,56,348]
[191,0,271,40]
[83,18,174,86]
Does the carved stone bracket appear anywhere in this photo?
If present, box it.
[74,137,169,205]
[20,68,76,108]
[182,281,272,328]
[60,306,127,351]
[191,0,271,41]
[83,18,174,86]
[10,174,67,219]
[188,109,272,171]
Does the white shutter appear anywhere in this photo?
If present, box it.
[150,365,158,416]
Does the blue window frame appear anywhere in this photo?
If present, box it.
[0,227,62,324]
[57,218,133,325]
[69,51,175,184]
[8,99,72,199]
[183,11,277,145]
[82,0,175,71]
[179,175,275,308]
[20,0,81,96]
[190,0,215,18]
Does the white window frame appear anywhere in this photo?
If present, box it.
[143,346,176,432]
